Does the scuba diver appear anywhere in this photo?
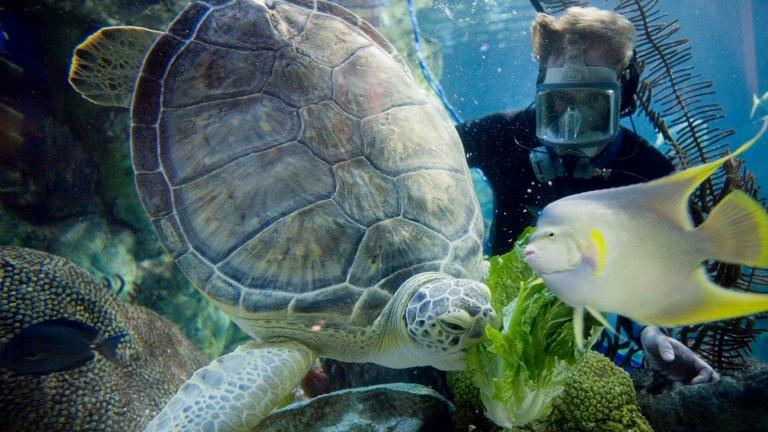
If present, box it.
[457,6,719,389]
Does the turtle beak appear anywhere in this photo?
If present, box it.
[488,307,501,330]
[466,306,499,340]
[475,306,500,337]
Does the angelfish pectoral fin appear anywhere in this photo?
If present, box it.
[582,229,608,276]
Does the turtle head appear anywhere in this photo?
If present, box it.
[404,274,498,363]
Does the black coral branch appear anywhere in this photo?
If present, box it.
[617,0,765,371]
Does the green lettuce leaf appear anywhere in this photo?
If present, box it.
[466,227,600,428]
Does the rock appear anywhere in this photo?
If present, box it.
[255,383,454,432]
[321,358,453,399]
[51,217,140,298]
[0,205,56,250]
[633,360,768,432]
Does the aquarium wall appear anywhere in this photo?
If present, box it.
[2,0,768,431]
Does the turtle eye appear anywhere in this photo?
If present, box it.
[439,312,470,334]
[443,322,466,332]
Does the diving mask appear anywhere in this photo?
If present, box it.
[535,37,621,155]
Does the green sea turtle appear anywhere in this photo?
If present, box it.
[68,0,498,430]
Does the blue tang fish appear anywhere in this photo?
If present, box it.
[523,121,768,348]
[0,318,127,374]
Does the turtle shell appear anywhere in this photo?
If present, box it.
[130,0,484,329]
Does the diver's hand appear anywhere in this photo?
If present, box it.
[640,326,720,390]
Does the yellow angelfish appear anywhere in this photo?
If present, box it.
[523,120,768,348]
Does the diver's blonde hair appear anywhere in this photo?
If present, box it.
[531,7,636,71]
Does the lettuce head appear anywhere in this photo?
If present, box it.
[467,228,600,428]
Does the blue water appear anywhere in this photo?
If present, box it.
[417,0,768,190]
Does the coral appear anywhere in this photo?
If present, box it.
[255,383,454,432]
[632,359,768,432]
[447,368,500,432]
[541,351,652,432]
[0,246,208,431]
[51,217,139,299]
[446,351,651,432]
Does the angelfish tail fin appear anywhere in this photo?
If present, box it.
[698,189,768,267]
[662,270,768,326]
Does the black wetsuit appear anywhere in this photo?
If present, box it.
[458,108,674,366]
[457,108,674,255]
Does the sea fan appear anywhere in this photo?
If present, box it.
[616,0,766,371]
[523,0,764,372]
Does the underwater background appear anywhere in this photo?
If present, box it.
[1,0,768,431]
[414,0,768,190]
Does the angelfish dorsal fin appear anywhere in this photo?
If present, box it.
[637,119,767,226]
[570,119,768,229]
[69,26,162,107]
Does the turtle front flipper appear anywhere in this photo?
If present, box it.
[69,26,161,108]
[144,341,315,432]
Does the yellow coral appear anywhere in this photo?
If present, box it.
[541,351,652,432]
[447,369,497,431]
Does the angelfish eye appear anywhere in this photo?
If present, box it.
[547,231,556,238]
